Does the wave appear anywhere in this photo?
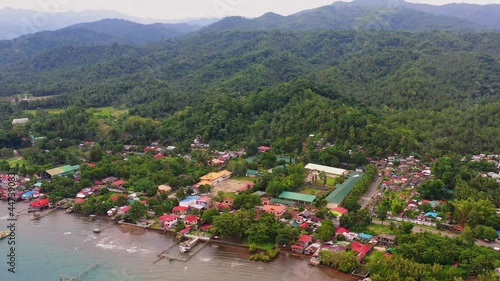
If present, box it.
[126,247,138,253]
[96,243,117,250]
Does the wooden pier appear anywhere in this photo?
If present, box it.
[154,236,210,263]
[60,264,99,281]
[34,208,59,219]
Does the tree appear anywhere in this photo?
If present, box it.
[116,195,127,206]
[473,225,499,242]
[376,200,391,225]
[459,225,476,245]
[233,193,262,210]
[340,209,372,232]
[266,180,285,197]
[213,212,240,238]
[275,225,301,246]
[318,250,360,273]
[315,219,335,241]
[126,202,147,223]
[319,171,327,188]
[452,199,496,227]
[202,208,220,224]
[398,222,414,234]
[245,213,279,243]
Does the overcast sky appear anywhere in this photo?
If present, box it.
[1,0,499,20]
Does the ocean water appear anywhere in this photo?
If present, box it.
[0,201,357,281]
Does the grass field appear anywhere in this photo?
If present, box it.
[300,188,319,195]
[365,249,385,264]
[368,224,395,235]
[25,106,128,118]
[88,107,129,117]
[6,157,29,166]
[243,240,275,251]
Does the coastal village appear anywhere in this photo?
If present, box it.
[1,135,500,279]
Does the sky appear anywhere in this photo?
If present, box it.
[0,0,499,20]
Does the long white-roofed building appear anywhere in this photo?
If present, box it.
[304,163,348,178]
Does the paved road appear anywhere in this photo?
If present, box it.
[358,174,382,209]
[372,220,500,249]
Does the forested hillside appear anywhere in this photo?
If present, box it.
[203,0,499,33]
[0,29,499,158]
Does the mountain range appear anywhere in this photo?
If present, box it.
[0,7,218,40]
[204,0,500,32]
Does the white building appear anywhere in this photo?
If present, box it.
[305,163,348,178]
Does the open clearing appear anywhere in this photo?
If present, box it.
[211,179,252,195]
[24,106,128,118]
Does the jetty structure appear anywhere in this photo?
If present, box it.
[60,264,99,281]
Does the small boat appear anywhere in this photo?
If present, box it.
[87,215,96,221]
[30,212,41,220]
[179,237,200,253]
[0,231,10,240]
[93,228,101,233]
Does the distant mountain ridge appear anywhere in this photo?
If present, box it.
[0,7,217,40]
[0,19,201,65]
[64,19,202,44]
[203,0,499,32]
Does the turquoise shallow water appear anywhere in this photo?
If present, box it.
[0,201,356,281]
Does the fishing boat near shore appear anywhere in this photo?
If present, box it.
[179,237,200,253]
[0,230,11,240]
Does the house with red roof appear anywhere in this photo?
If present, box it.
[29,198,50,210]
[262,204,286,218]
[172,206,188,215]
[215,202,232,211]
[86,163,96,167]
[196,196,211,208]
[350,242,372,260]
[154,153,165,159]
[336,227,349,236]
[179,226,191,235]
[118,206,131,215]
[292,235,313,254]
[331,207,349,217]
[159,214,178,229]
[238,182,254,192]
[184,215,199,226]
[201,224,212,231]
[112,180,126,187]
[258,146,271,152]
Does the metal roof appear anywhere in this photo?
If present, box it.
[325,172,364,204]
[278,191,316,203]
[305,163,347,176]
[271,198,296,206]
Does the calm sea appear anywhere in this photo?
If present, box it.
[0,201,357,281]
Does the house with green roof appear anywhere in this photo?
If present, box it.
[246,169,259,178]
[325,172,364,208]
[278,191,316,206]
[43,165,80,179]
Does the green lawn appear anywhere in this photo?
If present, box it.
[365,249,385,264]
[25,106,128,118]
[25,108,66,115]
[231,176,256,182]
[243,240,275,251]
[88,107,128,117]
[367,224,395,235]
[300,188,319,195]
[6,157,29,166]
